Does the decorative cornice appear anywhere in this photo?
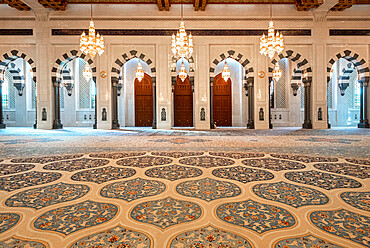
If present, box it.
[0,29,33,35]
[49,17,314,21]
[52,29,311,36]
[327,17,370,21]
[329,29,370,36]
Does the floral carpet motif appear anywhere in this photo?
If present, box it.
[71,166,136,184]
[242,158,305,171]
[69,226,151,248]
[274,235,344,248]
[169,225,252,248]
[0,171,62,192]
[285,170,362,190]
[11,154,83,164]
[89,152,146,159]
[33,200,118,235]
[100,178,166,202]
[212,166,274,184]
[252,181,329,208]
[0,163,35,176]
[145,164,203,181]
[340,192,370,211]
[149,137,210,144]
[0,237,47,248]
[151,151,204,158]
[345,158,370,166]
[209,151,264,159]
[310,209,370,246]
[313,162,370,179]
[270,154,338,163]
[117,156,173,168]
[43,158,109,172]
[5,183,90,210]
[130,197,202,229]
[179,156,235,168]
[176,177,241,202]
[297,137,361,144]
[0,213,20,234]
[216,200,296,234]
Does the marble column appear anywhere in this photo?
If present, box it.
[52,79,63,129]
[111,78,120,129]
[358,80,369,128]
[152,78,157,129]
[0,80,5,129]
[246,77,254,129]
[302,78,312,129]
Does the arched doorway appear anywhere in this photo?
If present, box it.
[117,58,154,127]
[174,74,193,127]
[1,58,36,128]
[270,58,304,127]
[327,58,360,127]
[212,58,247,127]
[213,73,232,126]
[58,58,96,127]
[135,73,153,126]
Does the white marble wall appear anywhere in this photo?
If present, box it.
[0,3,369,129]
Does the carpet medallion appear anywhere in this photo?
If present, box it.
[0,139,369,247]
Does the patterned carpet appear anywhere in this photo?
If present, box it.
[0,128,369,247]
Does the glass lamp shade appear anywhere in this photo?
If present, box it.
[272,64,282,82]
[178,62,188,82]
[221,61,231,82]
[83,63,92,81]
[135,61,145,82]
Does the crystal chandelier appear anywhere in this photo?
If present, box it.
[83,63,92,81]
[135,61,145,82]
[272,64,282,82]
[259,3,284,59]
[178,62,188,82]
[171,4,193,59]
[80,2,104,58]
[221,61,231,82]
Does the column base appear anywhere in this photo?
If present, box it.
[152,121,157,129]
[247,120,254,129]
[269,122,273,129]
[93,123,97,129]
[327,123,331,129]
[112,121,120,129]
[53,122,63,129]
[358,120,369,128]
[210,121,215,129]
[302,121,312,129]
[0,123,6,129]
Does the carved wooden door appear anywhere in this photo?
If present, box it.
[213,73,232,126]
[174,75,193,127]
[135,73,153,126]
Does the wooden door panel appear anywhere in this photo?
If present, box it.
[135,73,153,127]
[174,76,193,127]
[213,74,232,126]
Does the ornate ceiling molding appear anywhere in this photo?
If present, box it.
[3,0,31,10]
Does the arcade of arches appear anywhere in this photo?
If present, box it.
[0,2,370,248]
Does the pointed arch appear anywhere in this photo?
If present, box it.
[0,49,37,83]
[326,50,369,84]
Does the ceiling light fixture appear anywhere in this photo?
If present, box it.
[171,4,193,59]
[178,62,188,82]
[259,2,284,59]
[272,64,282,82]
[80,1,104,58]
[221,61,231,82]
[135,61,145,82]
[83,63,92,81]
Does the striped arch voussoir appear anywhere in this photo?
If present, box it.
[326,50,369,83]
[269,50,312,81]
[111,50,156,83]
[0,49,37,83]
[209,50,254,79]
[51,50,97,84]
